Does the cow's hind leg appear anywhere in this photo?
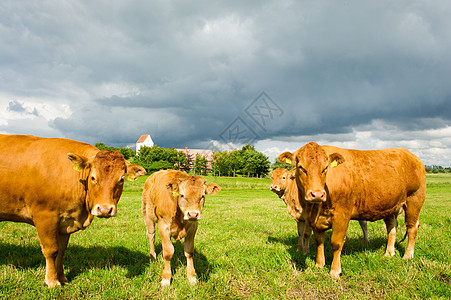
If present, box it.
[358,220,369,246]
[184,222,198,285]
[402,184,426,259]
[383,212,398,257]
[143,212,157,261]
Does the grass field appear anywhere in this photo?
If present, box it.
[1,174,450,299]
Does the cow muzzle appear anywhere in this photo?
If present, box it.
[92,204,117,218]
[270,184,280,192]
[305,190,326,203]
[184,210,201,221]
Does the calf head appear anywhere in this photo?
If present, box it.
[167,176,221,221]
[270,168,289,197]
[68,150,146,218]
[278,142,344,203]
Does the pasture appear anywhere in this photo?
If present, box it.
[1,174,450,299]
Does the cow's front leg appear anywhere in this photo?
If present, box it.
[158,221,174,288]
[34,215,60,287]
[55,233,70,284]
[313,229,326,268]
[296,220,305,253]
[184,222,198,285]
[330,215,350,280]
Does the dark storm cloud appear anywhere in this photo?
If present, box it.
[1,0,451,165]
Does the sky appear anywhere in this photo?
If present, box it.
[1,0,451,166]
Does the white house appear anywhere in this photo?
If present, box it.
[136,134,154,153]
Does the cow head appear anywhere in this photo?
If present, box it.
[270,168,289,197]
[68,150,146,218]
[167,175,221,221]
[278,142,344,203]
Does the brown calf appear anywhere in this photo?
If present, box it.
[142,169,221,288]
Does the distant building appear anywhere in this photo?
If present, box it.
[177,147,213,170]
[136,134,154,153]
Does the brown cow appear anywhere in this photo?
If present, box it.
[278,142,426,279]
[142,169,221,288]
[270,168,369,253]
[0,134,146,287]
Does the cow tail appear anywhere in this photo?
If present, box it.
[399,230,408,243]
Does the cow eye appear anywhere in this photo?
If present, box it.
[91,175,98,184]
[299,165,308,175]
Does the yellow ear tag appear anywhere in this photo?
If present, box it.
[330,160,338,168]
[285,158,292,164]
[73,165,82,172]
[172,191,179,197]
[127,174,135,181]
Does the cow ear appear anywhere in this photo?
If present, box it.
[125,161,146,181]
[278,152,295,165]
[328,153,345,168]
[206,183,221,195]
[67,153,91,172]
[166,183,180,197]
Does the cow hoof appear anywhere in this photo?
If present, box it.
[330,270,341,280]
[150,253,157,262]
[45,280,62,288]
[58,276,69,284]
[384,251,395,258]
[159,279,171,289]
[188,276,197,286]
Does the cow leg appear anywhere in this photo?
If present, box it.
[34,216,60,287]
[383,213,398,257]
[55,233,70,284]
[301,221,312,254]
[313,229,326,269]
[296,220,305,253]
[330,215,350,279]
[184,222,198,285]
[143,214,157,261]
[358,220,369,246]
[403,202,422,259]
[158,221,174,288]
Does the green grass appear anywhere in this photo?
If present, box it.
[1,174,450,299]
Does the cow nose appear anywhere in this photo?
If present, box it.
[93,204,116,218]
[270,185,279,191]
[308,190,326,202]
[186,211,200,220]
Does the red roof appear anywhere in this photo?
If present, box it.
[137,134,149,143]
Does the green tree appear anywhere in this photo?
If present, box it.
[194,153,207,175]
[136,145,187,173]
[272,158,295,171]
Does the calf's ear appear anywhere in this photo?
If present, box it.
[328,152,345,168]
[278,152,295,165]
[125,162,146,181]
[206,183,221,195]
[67,153,91,172]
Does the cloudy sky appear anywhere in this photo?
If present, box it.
[1,0,451,166]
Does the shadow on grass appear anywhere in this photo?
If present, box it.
[268,231,408,268]
[0,243,149,281]
[153,240,212,283]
